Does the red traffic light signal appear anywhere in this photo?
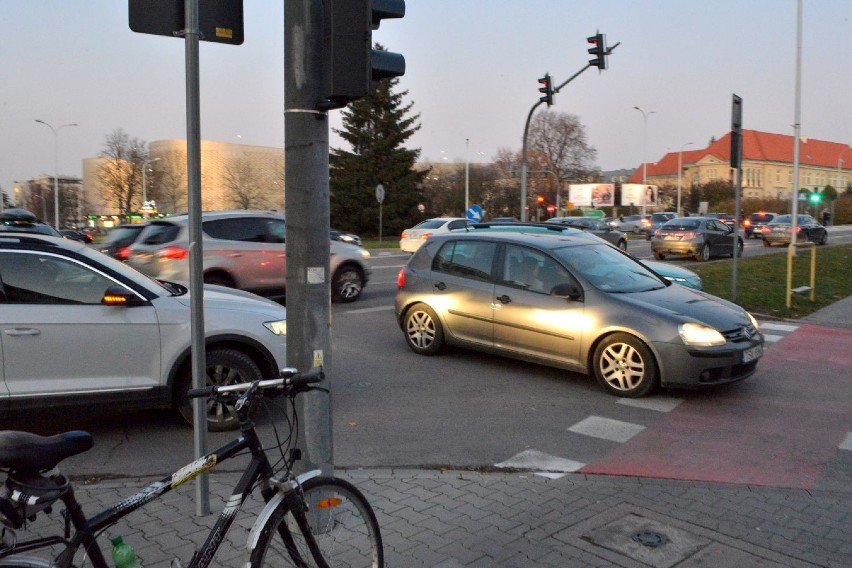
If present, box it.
[587,32,607,70]
[536,195,545,204]
[538,73,553,107]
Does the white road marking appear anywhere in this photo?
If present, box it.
[495,449,585,475]
[346,305,395,314]
[617,396,684,413]
[840,432,852,452]
[568,416,646,444]
[762,334,785,343]
[759,322,799,332]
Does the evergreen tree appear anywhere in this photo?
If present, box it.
[330,65,427,237]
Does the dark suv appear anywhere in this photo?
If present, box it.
[127,210,371,302]
[0,208,63,237]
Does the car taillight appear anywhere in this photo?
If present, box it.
[397,267,406,288]
[401,231,409,238]
[157,246,189,260]
[641,219,651,227]
[743,220,751,227]
[421,232,433,240]
[116,246,130,261]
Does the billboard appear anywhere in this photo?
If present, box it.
[567,183,614,207]
[621,184,658,207]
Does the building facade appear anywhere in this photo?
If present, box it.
[10,176,84,228]
[628,130,851,201]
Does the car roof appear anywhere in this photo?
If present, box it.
[437,225,604,250]
[151,210,284,224]
[0,231,85,251]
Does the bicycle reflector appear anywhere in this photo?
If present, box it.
[316,497,343,509]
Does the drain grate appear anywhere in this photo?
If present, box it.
[632,531,667,548]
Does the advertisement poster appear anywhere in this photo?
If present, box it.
[568,183,614,207]
[621,184,658,207]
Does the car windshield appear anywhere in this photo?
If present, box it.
[102,226,144,244]
[553,243,665,293]
[771,215,809,224]
[414,219,451,229]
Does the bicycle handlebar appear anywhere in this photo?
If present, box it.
[186,367,325,399]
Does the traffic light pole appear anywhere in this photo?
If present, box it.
[519,42,619,220]
[285,0,334,478]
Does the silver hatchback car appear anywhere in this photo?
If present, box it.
[395,231,763,397]
[127,210,371,303]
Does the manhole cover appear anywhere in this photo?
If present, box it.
[632,531,667,548]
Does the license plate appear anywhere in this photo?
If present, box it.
[742,344,763,363]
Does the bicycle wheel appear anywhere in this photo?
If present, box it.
[248,476,383,568]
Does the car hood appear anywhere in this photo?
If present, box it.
[172,282,286,316]
[619,285,751,330]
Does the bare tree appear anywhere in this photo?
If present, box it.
[97,129,147,218]
[222,158,274,210]
[528,110,597,182]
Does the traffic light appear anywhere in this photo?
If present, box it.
[587,32,607,70]
[538,73,553,107]
[321,0,406,110]
[809,191,822,204]
[536,195,545,205]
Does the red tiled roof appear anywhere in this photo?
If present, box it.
[627,130,851,183]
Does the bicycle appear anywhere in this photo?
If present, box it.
[0,368,383,567]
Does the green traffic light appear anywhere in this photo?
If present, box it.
[809,193,822,203]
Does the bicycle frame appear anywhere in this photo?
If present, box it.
[1,424,319,568]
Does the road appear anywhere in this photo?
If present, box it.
[42,230,851,489]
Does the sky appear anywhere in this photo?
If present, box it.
[2,0,851,200]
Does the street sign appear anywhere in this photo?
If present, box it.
[582,209,605,218]
[466,204,483,222]
[128,0,244,45]
[375,184,385,204]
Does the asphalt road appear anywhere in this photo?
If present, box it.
[34,230,850,481]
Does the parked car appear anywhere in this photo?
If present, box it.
[762,214,828,246]
[399,217,472,253]
[59,229,93,244]
[546,217,628,250]
[651,217,744,261]
[0,232,288,431]
[644,212,678,239]
[330,228,362,246]
[0,208,63,238]
[127,210,371,303]
[617,214,651,234]
[742,211,778,239]
[98,223,148,261]
[395,230,762,398]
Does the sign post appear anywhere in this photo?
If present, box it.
[376,184,385,243]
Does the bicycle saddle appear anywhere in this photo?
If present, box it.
[0,431,93,472]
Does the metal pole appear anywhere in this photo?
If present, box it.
[183,0,209,516]
[633,108,654,215]
[34,120,77,228]
[464,138,469,212]
[677,142,693,216]
[285,0,333,478]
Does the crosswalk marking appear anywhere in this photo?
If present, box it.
[760,322,800,332]
[568,416,646,444]
[617,396,684,413]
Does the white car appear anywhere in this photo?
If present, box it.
[0,232,288,431]
[399,217,472,253]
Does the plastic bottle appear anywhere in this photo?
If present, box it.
[111,536,141,568]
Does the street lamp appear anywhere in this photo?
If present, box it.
[633,107,655,215]
[35,119,77,228]
[142,157,161,205]
[678,142,694,216]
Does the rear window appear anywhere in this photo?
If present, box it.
[748,213,774,222]
[138,223,181,245]
[416,219,451,230]
[102,226,144,245]
[662,220,701,231]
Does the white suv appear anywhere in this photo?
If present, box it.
[127,210,371,303]
[0,232,288,431]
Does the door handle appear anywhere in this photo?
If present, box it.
[496,294,512,304]
[4,328,41,336]
[434,282,447,291]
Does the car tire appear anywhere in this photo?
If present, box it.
[592,333,658,398]
[332,264,364,303]
[697,243,711,262]
[653,251,665,260]
[732,239,743,258]
[176,348,263,432]
[617,240,627,251]
[204,272,236,288]
[762,239,771,247]
[818,231,828,245]
[403,303,444,355]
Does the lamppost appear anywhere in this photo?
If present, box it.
[142,157,161,206]
[35,119,77,228]
[678,142,694,216]
[464,139,469,213]
[633,107,655,215]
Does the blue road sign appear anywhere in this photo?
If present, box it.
[467,204,483,222]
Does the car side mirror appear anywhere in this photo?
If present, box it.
[102,285,145,307]
[551,282,583,301]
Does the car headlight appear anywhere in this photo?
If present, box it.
[747,312,760,332]
[678,322,725,346]
[360,249,371,260]
[264,320,287,335]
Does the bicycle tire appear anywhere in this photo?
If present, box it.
[248,476,383,568]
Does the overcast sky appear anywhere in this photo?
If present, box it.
[2,1,851,199]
